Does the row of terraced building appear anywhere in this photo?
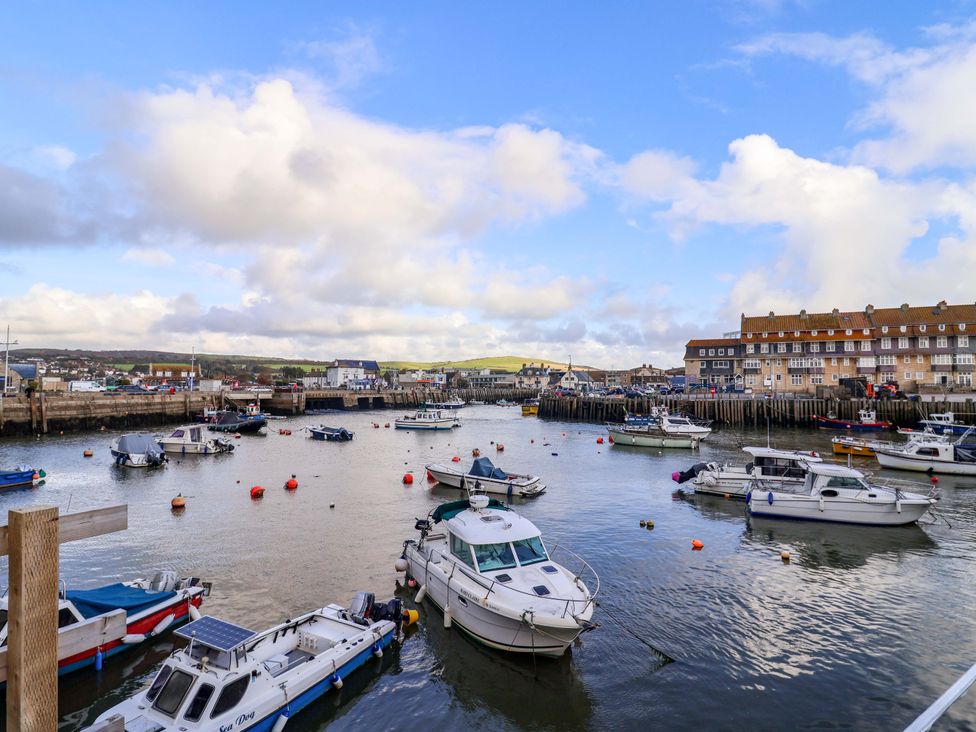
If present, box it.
[684,301,976,394]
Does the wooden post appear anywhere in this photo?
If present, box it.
[7,507,59,731]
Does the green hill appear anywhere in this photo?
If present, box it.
[379,356,586,373]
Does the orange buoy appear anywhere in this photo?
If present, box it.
[496,444,504,452]
[83,449,94,457]
[171,495,186,509]
[691,539,703,550]
[285,478,298,490]
[596,437,604,444]
[279,428,291,436]
[32,472,40,481]
[402,473,414,485]
[250,486,265,499]
[385,423,390,428]
[724,493,731,500]
[451,456,461,463]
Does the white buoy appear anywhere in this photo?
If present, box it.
[819,496,825,512]
[272,710,289,732]
[151,613,175,636]
[415,584,427,603]
[443,604,453,629]
[189,604,202,621]
[896,499,902,513]
[331,673,343,689]
[372,643,383,658]
[394,557,408,572]
[122,633,147,644]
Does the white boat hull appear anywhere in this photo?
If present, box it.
[875,449,976,475]
[109,451,156,468]
[395,420,457,430]
[158,441,225,454]
[405,546,583,656]
[608,428,699,449]
[747,492,932,525]
[462,474,545,497]
[427,464,465,488]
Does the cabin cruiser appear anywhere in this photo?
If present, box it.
[398,495,597,656]
[110,433,167,468]
[813,409,891,432]
[657,412,712,440]
[746,462,936,525]
[86,592,406,731]
[673,446,822,498]
[158,425,235,455]
[426,395,465,409]
[426,457,546,497]
[607,423,701,448]
[1,571,207,676]
[0,465,44,490]
[918,411,974,436]
[395,409,461,430]
[874,427,976,475]
[308,425,354,441]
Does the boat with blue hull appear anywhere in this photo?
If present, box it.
[86,592,409,731]
[918,411,975,435]
[813,409,892,432]
[308,425,354,441]
[0,466,43,490]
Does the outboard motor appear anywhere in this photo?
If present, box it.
[672,462,710,485]
[349,592,375,626]
[150,571,179,592]
[370,598,405,629]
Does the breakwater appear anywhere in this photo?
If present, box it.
[539,394,975,428]
[273,388,536,414]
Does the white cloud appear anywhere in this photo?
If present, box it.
[34,145,77,169]
[122,247,176,266]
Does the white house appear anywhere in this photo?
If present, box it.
[559,369,594,392]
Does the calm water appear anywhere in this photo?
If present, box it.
[2,407,976,731]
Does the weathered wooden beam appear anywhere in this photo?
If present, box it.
[0,504,127,557]
[0,609,126,684]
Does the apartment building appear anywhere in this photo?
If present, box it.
[684,339,743,386]
[685,301,976,393]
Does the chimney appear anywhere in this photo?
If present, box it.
[938,300,948,311]
[799,309,808,319]
[768,311,775,317]
[831,308,839,316]
[901,303,909,312]
[865,304,874,315]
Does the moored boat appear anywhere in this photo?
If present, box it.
[110,433,168,467]
[1,571,208,677]
[158,425,235,455]
[521,398,540,417]
[918,411,975,435]
[831,436,879,457]
[399,495,597,656]
[426,395,465,409]
[673,446,822,498]
[0,465,44,490]
[813,409,892,432]
[208,409,267,434]
[426,457,546,497]
[607,423,701,449]
[308,425,355,441]
[746,462,936,525]
[395,409,460,430]
[86,591,406,731]
[874,428,976,475]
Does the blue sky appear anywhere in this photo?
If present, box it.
[3,1,976,366]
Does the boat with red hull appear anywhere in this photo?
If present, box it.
[813,409,892,432]
[0,571,208,677]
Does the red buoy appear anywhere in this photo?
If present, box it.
[596,437,604,444]
[250,486,265,499]
[496,444,504,451]
[451,456,461,463]
[285,479,298,490]
[931,475,939,484]
[403,473,414,485]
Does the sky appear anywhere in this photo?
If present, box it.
[3,1,976,368]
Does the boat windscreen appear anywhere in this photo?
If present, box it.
[474,542,517,571]
[512,537,548,565]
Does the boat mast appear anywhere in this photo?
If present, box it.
[2,325,18,395]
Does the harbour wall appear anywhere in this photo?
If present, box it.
[539,395,975,428]
[0,388,538,437]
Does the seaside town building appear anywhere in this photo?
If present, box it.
[684,301,976,393]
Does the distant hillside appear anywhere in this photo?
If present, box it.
[379,356,592,373]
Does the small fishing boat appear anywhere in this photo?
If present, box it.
[426,395,465,409]
[426,457,546,497]
[918,411,975,435]
[0,465,44,490]
[813,409,892,432]
[1,571,208,677]
[395,409,460,430]
[495,399,518,407]
[208,409,267,434]
[398,495,597,656]
[308,425,354,441]
[746,462,936,525]
[86,592,407,731]
[468,400,486,406]
[607,423,701,449]
[831,436,878,457]
[657,412,712,440]
[874,428,976,475]
[110,433,168,468]
[521,398,540,417]
[158,425,235,455]
[673,446,822,498]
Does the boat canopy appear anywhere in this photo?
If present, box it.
[67,583,176,620]
[116,434,164,456]
[468,457,509,480]
[432,498,509,523]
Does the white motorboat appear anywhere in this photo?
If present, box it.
[874,427,976,475]
[158,425,236,455]
[110,433,168,468]
[426,457,546,497]
[426,395,465,409]
[395,409,461,430]
[673,446,823,498]
[918,411,974,436]
[657,412,712,440]
[398,495,597,656]
[746,462,936,526]
[607,423,701,449]
[86,592,407,731]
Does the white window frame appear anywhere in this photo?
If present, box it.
[898,337,909,349]
[860,340,871,351]
[881,337,891,349]
[919,336,929,348]
[826,342,836,352]
[792,342,801,353]
[937,335,948,348]
[844,341,854,352]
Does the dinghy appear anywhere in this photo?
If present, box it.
[426,457,546,497]
[110,433,167,467]
[0,571,208,677]
[86,592,406,731]
[0,465,44,490]
[308,425,354,441]
[399,495,597,656]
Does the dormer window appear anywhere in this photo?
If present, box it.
[812,330,818,336]
[920,324,927,332]
[939,324,946,331]
[882,326,888,333]
[962,324,968,331]
[778,331,784,337]
[828,330,834,336]
[863,329,870,335]
[794,331,800,337]
[762,332,768,338]
[845,329,852,336]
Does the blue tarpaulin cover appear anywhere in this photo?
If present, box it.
[468,457,509,480]
[67,583,176,619]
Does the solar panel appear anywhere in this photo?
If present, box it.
[175,616,256,652]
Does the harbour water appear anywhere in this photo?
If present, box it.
[2,406,975,730]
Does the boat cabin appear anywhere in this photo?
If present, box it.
[167,425,205,443]
[436,497,551,577]
[788,463,878,497]
[858,409,878,423]
[742,446,822,479]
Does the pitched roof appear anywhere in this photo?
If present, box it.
[741,310,871,333]
[741,302,976,334]
[686,338,738,348]
[332,359,380,371]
